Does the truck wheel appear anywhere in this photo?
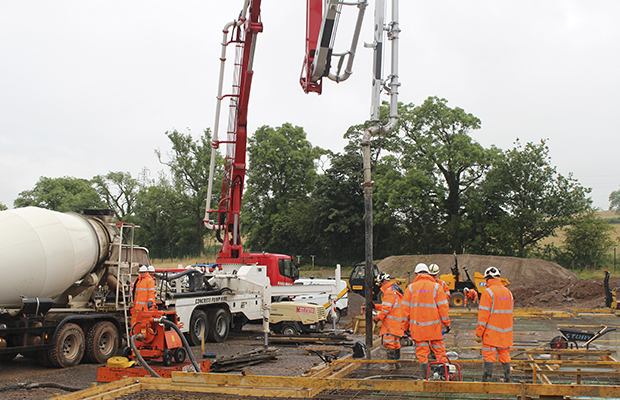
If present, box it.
[162,348,172,367]
[47,323,85,368]
[0,352,17,362]
[450,292,465,308]
[281,323,298,336]
[188,309,208,346]
[174,346,186,364]
[85,321,119,364]
[207,308,229,343]
[326,308,341,325]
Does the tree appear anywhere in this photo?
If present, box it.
[561,211,618,270]
[610,188,620,213]
[397,97,491,251]
[14,176,105,212]
[154,129,222,246]
[0,202,7,211]
[473,140,591,257]
[92,171,139,219]
[242,123,320,252]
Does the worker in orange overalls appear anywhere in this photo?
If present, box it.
[402,263,451,377]
[131,265,157,331]
[374,272,405,370]
[428,263,451,302]
[464,287,478,309]
[476,266,513,382]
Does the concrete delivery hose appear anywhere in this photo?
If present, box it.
[130,333,162,378]
[159,318,202,373]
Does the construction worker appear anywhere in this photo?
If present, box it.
[402,263,451,377]
[131,265,156,329]
[464,287,478,309]
[428,263,451,302]
[476,266,513,382]
[374,272,405,370]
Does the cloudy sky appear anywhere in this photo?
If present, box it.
[1,1,619,210]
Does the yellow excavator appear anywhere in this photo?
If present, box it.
[440,252,510,307]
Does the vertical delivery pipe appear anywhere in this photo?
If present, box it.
[363,0,399,355]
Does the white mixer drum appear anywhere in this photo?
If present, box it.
[0,207,102,307]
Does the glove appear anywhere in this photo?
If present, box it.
[444,325,451,334]
[475,335,482,343]
[148,301,153,309]
[374,317,380,323]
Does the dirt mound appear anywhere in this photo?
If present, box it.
[377,254,617,309]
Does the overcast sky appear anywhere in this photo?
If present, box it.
[1,1,619,211]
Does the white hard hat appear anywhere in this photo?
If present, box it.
[464,287,469,293]
[484,266,501,279]
[414,263,429,274]
[377,272,391,284]
[139,265,148,273]
[147,265,155,273]
[428,263,439,275]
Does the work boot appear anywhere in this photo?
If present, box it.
[394,348,402,369]
[380,349,396,371]
[482,361,494,382]
[502,363,512,383]
[419,362,429,379]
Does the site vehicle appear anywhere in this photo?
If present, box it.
[0,206,148,367]
[285,276,349,324]
[346,263,408,302]
[440,253,510,307]
[269,302,326,335]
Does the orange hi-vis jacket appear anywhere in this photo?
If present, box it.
[402,274,450,341]
[133,274,156,312]
[437,278,451,300]
[374,282,405,337]
[476,278,513,348]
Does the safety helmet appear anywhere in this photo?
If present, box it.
[428,263,440,275]
[147,265,155,273]
[376,272,391,284]
[138,265,148,273]
[464,287,469,293]
[414,263,429,274]
[484,266,501,279]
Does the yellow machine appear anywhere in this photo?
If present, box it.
[269,302,327,335]
[439,253,510,307]
[345,263,408,301]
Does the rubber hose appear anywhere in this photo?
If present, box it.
[160,318,202,373]
[0,382,85,393]
[130,333,162,378]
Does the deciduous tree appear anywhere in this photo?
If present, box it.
[14,176,105,212]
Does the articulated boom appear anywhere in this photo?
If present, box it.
[205,0,263,263]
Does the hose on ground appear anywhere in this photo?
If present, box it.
[0,382,85,393]
[159,318,202,373]
[130,332,162,378]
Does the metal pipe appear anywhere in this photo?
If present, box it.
[205,1,250,231]
[327,1,368,83]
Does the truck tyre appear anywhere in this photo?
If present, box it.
[162,348,172,367]
[281,323,298,336]
[85,321,119,364]
[47,323,85,368]
[174,346,186,364]
[207,308,229,343]
[0,352,17,362]
[188,309,208,346]
[450,292,465,308]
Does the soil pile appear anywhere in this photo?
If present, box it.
[377,254,620,309]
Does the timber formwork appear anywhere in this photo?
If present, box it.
[53,310,620,400]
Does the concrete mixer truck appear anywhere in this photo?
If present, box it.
[0,206,149,368]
